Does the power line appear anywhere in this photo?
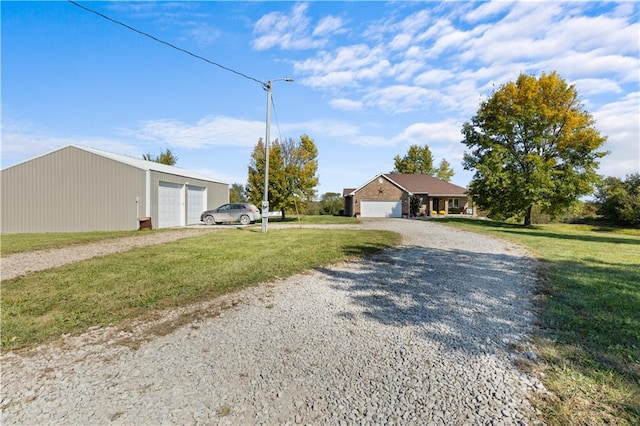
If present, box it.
[67,0,263,86]
[270,95,285,145]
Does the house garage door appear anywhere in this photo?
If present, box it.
[360,200,402,218]
[157,182,184,228]
[186,185,207,225]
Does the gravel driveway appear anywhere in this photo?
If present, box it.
[1,219,544,425]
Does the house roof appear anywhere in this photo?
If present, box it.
[5,144,226,184]
[383,173,467,196]
[344,173,467,197]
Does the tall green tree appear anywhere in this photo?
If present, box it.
[142,148,178,165]
[247,135,319,219]
[595,174,640,225]
[393,144,434,175]
[435,158,454,182]
[319,192,343,215]
[229,183,247,203]
[462,71,608,225]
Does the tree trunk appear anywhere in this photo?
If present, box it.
[524,205,533,226]
[281,209,286,221]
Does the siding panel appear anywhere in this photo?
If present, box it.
[1,147,145,233]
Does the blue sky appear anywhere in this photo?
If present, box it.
[2,1,639,196]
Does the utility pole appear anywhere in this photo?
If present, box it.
[262,78,293,233]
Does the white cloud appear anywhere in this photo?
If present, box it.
[392,121,462,147]
[398,9,432,34]
[252,2,338,50]
[389,33,412,51]
[536,52,639,82]
[294,44,392,89]
[593,92,640,178]
[301,71,359,89]
[120,116,265,149]
[389,57,426,83]
[313,15,344,37]
[329,98,363,111]
[572,78,623,97]
[297,44,386,74]
[548,15,640,56]
[414,69,455,87]
[296,119,390,147]
[463,1,513,23]
[364,85,436,114]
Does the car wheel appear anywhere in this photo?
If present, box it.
[239,214,251,225]
[204,215,215,225]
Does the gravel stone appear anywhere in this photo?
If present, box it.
[1,219,546,424]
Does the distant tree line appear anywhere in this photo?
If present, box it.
[594,174,640,226]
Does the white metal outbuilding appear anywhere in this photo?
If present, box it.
[1,145,228,233]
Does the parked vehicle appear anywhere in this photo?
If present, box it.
[200,203,261,225]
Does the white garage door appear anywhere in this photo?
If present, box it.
[187,185,207,225]
[360,201,402,218]
[157,182,184,228]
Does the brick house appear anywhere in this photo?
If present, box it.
[343,173,474,218]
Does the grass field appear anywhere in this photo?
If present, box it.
[1,226,398,350]
[436,217,640,425]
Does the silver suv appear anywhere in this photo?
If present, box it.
[200,203,261,225]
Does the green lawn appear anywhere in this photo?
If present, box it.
[1,216,360,255]
[436,217,640,425]
[1,227,398,350]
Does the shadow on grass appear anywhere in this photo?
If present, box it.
[501,229,640,246]
[436,217,526,230]
[438,217,640,246]
[341,242,396,257]
[540,258,640,380]
[318,245,536,356]
[538,258,640,422]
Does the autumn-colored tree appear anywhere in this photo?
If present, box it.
[462,71,608,225]
[247,135,319,220]
[142,148,178,165]
[435,158,454,182]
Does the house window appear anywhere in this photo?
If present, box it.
[448,198,459,209]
